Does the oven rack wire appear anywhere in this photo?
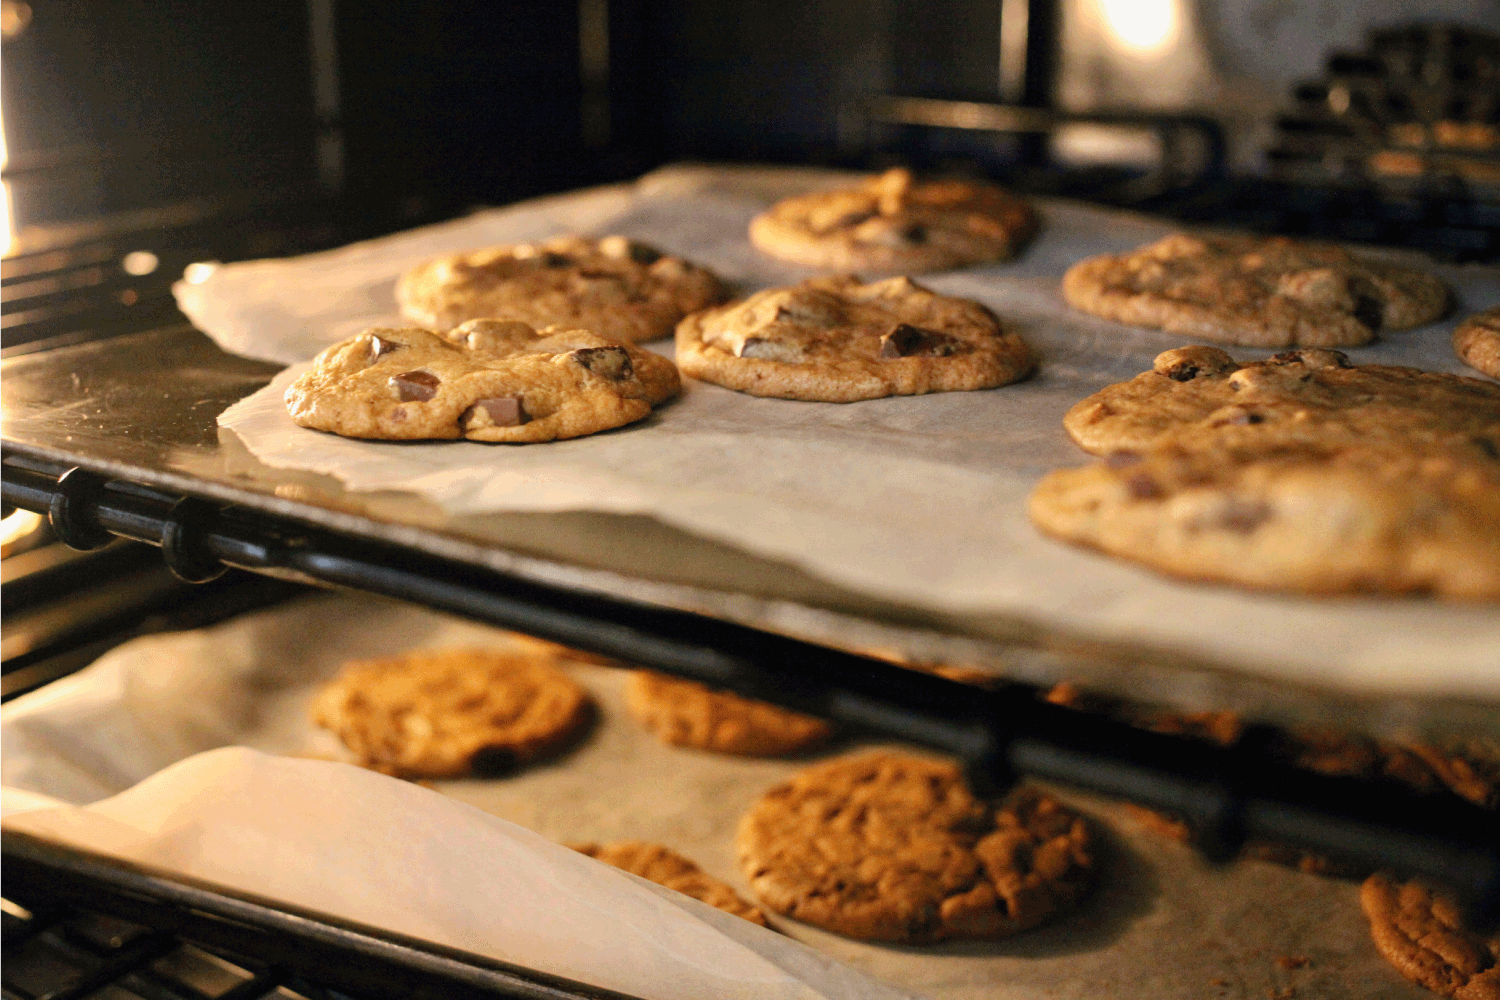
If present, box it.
[3,454,1499,933]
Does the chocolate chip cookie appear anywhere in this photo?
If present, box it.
[1454,307,1500,379]
[1029,441,1500,598]
[310,647,592,779]
[749,168,1038,273]
[397,235,726,343]
[1063,233,1448,347]
[1061,346,1500,457]
[1361,874,1500,998]
[675,274,1032,401]
[570,841,769,926]
[285,320,680,443]
[625,670,833,757]
[736,752,1094,943]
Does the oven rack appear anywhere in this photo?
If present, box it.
[4,455,1499,929]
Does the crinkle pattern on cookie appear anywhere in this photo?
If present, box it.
[397,235,726,343]
[625,670,834,757]
[1062,233,1448,347]
[736,753,1094,943]
[310,648,593,779]
[1454,307,1500,379]
[1061,346,1500,456]
[749,168,1038,273]
[285,320,680,443]
[570,841,769,926]
[1361,874,1500,999]
[675,274,1032,401]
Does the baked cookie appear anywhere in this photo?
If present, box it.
[624,670,833,757]
[1062,346,1500,457]
[1062,233,1448,347]
[675,275,1032,402]
[285,320,680,443]
[1029,441,1500,598]
[749,168,1038,273]
[736,752,1094,942]
[396,235,726,343]
[310,648,592,779]
[1454,307,1500,379]
[570,840,769,926]
[1361,874,1500,999]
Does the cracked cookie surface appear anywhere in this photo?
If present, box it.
[736,752,1094,943]
[397,235,726,343]
[1062,233,1448,347]
[1454,307,1500,379]
[1361,874,1500,999]
[749,168,1038,273]
[570,841,769,926]
[675,274,1032,401]
[285,320,680,443]
[311,647,592,779]
[625,670,834,757]
[1035,347,1500,598]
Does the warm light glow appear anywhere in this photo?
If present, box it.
[1,73,11,258]
[0,509,44,558]
[122,250,160,276]
[1097,0,1179,55]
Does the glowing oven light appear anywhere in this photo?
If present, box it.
[1097,0,1179,55]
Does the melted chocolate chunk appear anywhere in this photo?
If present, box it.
[570,346,633,381]
[626,242,661,265]
[1352,294,1384,332]
[367,334,403,365]
[461,396,528,429]
[739,337,802,362]
[900,222,929,245]
[1210,407,1265,426]
[1125,472,1164,500]
[1270,349,1352,368]
[391,370,440,402]
[539,251,573,267]
[879,323,959,359]
[1161,362,1201,382]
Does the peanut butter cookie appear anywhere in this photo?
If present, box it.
[1454,307,1500,379]
[397,235,726,343]
[1361,874,1500,998]
[749,168,1037,273]
[570,840,769,926]
[625,670,833,757]
[736,753,1094,943]
[675,274,1032,401]
[310,647,592,779]
[285,320,679,443]
[1063,233,1448,347]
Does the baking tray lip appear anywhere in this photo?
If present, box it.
[1,826,643,1000]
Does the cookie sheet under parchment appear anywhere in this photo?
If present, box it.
[186,164,1500,703]
[0,594,1435,999]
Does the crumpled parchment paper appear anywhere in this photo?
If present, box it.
[185,164,1500,702]
[1,594,1433,999]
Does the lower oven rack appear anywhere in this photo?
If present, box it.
[4,454,1499,930]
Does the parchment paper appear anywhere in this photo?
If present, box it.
[185,164,1500,701]
[0,594,1437,998]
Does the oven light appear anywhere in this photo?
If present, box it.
[1096,0,1179,55]
[122,250,160,276]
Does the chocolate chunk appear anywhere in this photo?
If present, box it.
[367,334,403,365]
[626,243,661,265]
[461,396,528,429]
[598,235,662,264]
[539,251,573,268]
[1163,362,1200,382]
[1270,349,1353,368]
[1210,407,1265,426]
[1352,294,1384,332]
[1125,472,1163,499]
[739,337,802,362]
[900,223,929,245]
[570,346,633,381]
[879,323,959,359]
[391,370,440,402]
[1475,437,1499,461]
